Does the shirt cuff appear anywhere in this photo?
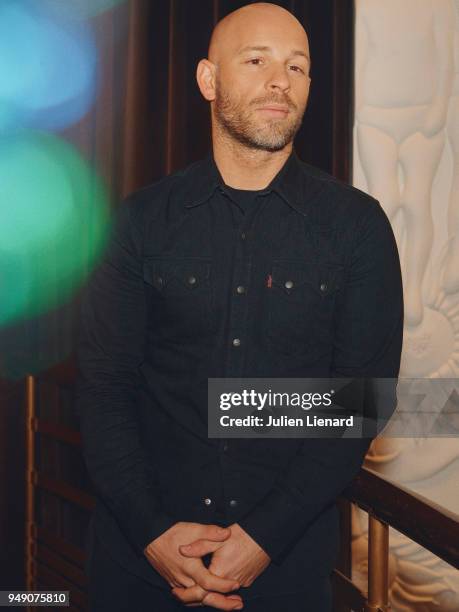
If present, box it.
[110,488,178,557]
[237,488,309,566]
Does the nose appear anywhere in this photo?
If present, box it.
[265,62,291,93]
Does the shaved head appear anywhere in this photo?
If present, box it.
[197,2,311,153]
[208,3,309,67]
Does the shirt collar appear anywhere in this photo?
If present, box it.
[184,147,324,218]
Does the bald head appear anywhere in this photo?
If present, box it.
[208,3,309,67]
[196,2,311,153]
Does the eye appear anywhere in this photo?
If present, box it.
[289,65,305,74]
[246,58,263,65]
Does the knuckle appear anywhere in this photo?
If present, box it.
[200,576,211,590]
[182,577,195,588]
[209,564,224,577]
[201,592,215,605]
[180,543,194,554]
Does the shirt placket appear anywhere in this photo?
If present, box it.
[218,191,271,520]
[222,191,269,378]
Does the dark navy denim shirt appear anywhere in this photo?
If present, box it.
[75,147,404,597]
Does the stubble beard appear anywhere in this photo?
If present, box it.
[213,78,304,153]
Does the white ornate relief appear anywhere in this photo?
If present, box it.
[353,1,459,610]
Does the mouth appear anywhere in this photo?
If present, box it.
[256,105,290,117]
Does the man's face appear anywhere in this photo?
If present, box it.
[213,34,311,152]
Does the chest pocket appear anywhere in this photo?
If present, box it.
[267,260,345,358]
[143,257,215,342]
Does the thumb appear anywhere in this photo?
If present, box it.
[203,525,232,542]
[179,538,224,557]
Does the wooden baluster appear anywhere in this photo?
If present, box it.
[366,513,390,611]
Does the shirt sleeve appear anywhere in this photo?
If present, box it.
[237,199,404,565]
[75,196,177,557]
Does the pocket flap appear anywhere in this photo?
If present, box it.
[271,261,344,296]
[143,258,211,291]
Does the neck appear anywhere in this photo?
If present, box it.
[211,123,293,190]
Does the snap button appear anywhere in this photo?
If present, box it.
[203,498,212,506]
[157,276,163,286]
[241,232,246,240]
[320,282,328,292]
[236,285,245,294]
[232,338,241,347]
[229,499,238,508]
[188,275,197,285]
[285,280,294,289]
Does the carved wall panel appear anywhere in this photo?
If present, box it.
[353,1,459,609]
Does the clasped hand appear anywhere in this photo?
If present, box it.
[144,521,270,609]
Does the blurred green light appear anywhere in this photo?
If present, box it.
[0,131,111,326]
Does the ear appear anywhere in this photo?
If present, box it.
[196,59,216,101]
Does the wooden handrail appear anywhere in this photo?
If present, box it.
[33,471,95,512]
[34,563,86,609]
[34,418,82,446]
[37,527,86,568]
[341,466,459,569]
[37,358,77,386]
[36,543,87,589]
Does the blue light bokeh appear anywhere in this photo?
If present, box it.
[0,1,98,132]
[41,0,125,20]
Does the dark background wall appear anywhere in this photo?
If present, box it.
[0,0,353,592]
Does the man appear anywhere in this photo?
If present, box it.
[76,2,404,611]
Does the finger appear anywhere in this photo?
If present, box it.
[172,584,207,604]
[185,599,243,609]
[202,525,232,542]
[161,571,187,588]
[185,597,243,609]
[179,539,224,557]
[201,591,244,610]
[188,566,240,593]
[173,588,242,605]
[175,574,196,588]
[173,587,243,610]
